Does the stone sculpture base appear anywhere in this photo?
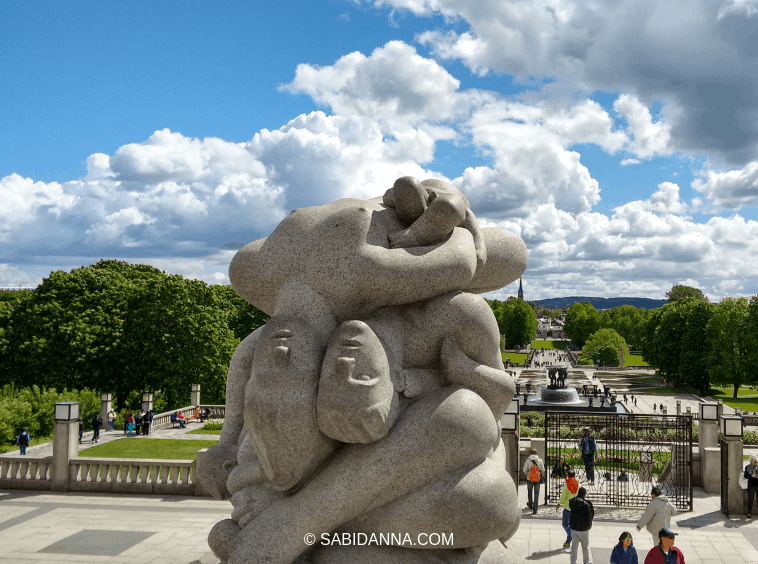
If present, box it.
[301,540,525,564]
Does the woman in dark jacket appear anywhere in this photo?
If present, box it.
[610,531,638,564]
[745,454,758,518]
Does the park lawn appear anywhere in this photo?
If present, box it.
[79,438,218,460]
[531,340,571,350]
[187,428,222,435]
[709,386,758,398]
[502,352,528,364]
[622,354,648,367]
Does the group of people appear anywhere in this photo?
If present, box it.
[123,409,153,436]
[526,444,686,563]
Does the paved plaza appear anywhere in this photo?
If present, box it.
[0,482,754,563]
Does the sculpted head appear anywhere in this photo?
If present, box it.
[247,314,326,395]
[317,320,401,444]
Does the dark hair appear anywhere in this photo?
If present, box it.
[577,487,587,498]
[651,486,662,496]
[619,531,632,543]
[567,469,575,478]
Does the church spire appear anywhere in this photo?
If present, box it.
[518,277,524,301]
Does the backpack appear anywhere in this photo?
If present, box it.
[18,432,29,446]
[528,460,542,482]
[581,436,596,456]
[92,415,100,426]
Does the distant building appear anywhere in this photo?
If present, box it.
[518,278,524,301]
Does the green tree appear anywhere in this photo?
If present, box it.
[666,285,708,303]
[678,299,715,394]
[491,299,536,346]
[564,302,598,345]
[706,297,758,398]
[212,285,269,341]
[0,260,263,411]
[579,328,628,366]
[120,276,239,408]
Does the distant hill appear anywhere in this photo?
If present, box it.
[535,296,667,310]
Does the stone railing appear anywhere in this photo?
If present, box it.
[151,404,225,430]
[68,457,198,495]
[0,456,53,490]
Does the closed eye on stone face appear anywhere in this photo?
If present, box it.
[340,338,362,349]
[271,329,293,339]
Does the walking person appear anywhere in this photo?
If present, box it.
[643,528,684,564]
[569,487,594,564]
[92,413,102,442]
[123,409,131,434]
[523,448,545,514]
[579,427,598,484]
[79,419,83,443]
[15,429,30,455]
[611,531,638,564]
[107,408,116,431]
[745,455,758,518]
[142,410,152,435]
[636,486,678,546]
[555,469,580,549]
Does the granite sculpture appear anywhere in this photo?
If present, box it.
[197,177,529,564]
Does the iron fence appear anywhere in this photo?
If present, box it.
[544,411,692,510]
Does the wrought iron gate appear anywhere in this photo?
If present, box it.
[545,411,692,510]
[720,437,729,517]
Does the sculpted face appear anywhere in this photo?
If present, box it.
[244,314,336,492]
[317,320,399,444]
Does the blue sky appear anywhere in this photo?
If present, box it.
[2,0,758,301]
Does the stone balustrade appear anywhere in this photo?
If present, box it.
[0,456,53,490]
[69,457,197,495]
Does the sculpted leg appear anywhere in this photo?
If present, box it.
[339,438,521,548]
[229,386,498,564]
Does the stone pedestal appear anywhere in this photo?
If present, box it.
[702,447,720,494]
[502,431,519,488]
[52,421,79,492]
[698,420,718,463]
[191,384,201,407]
[100,395,112,429]
[723,437,744,516]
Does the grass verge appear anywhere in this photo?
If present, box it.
[78,438,218,460]
[502,352,528,364]
[187,428,222,435]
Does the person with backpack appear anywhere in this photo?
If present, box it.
[522,448,545,514]
[135,411,144,434]
[92,414,103,442]
[555,469,579,549]
[579,427,598,484]
[568,487,594,564]
[15,429,30,455]
[107,408,116,432]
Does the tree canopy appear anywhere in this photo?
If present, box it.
[488,299,537,346]
[0,260,269,409]
[666,285,709,303]
[579,328,628,367]
[706,297,758,398]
